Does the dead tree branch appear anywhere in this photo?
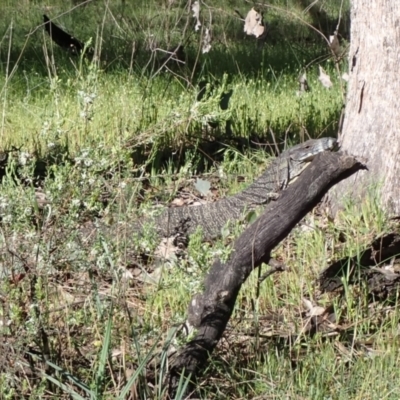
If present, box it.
[167,151,363,397]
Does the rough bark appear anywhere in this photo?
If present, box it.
[330,0,400,215]
[167,152,362,397]
[134,138,336,241]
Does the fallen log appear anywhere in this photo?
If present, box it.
[167,151,363,396]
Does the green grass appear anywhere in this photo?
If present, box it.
[0,0,348,158]
[3,1,400,399]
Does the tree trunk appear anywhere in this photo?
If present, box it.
[330,0,400,214]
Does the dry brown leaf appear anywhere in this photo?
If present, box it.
[244,8,265,38]
[318,65,333,88]
[329,32,340,58]
[170,197,186,207]
[34,189,50,209]
[298,72,310,93]
[154,237,179,261]
[302,298,326,316]
[192,1,201,31]
[202,27,212,53]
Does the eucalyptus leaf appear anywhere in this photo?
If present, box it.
[195,178,211,195]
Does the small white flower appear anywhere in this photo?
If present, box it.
[84,158,93,167]
[84,95,93,104]
[19,152,31,166]
[0,197,9,209]
[2,214,12,223]
[24,207,33,216]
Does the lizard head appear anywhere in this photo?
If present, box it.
[289,137,339,162]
